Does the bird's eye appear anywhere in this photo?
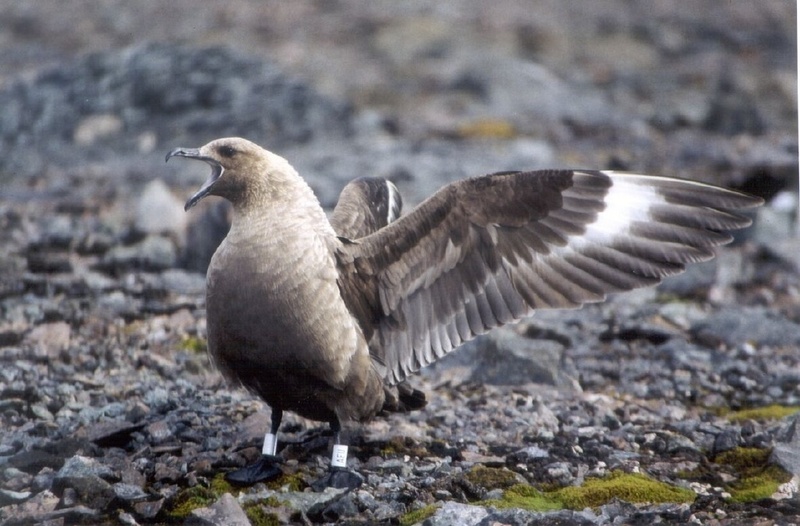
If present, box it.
[218,145,237,158]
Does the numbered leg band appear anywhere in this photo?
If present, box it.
[262,433,277,456]
[331,444,348,468]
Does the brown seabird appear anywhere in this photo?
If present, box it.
[166,137,762,488]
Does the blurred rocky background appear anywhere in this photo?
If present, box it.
[0,1,798,525]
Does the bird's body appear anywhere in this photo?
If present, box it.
[167,137,762,486]
[205,172,385,424]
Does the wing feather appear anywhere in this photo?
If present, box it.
[335,170,762,384]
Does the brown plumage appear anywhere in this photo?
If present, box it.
[167,137,762,435]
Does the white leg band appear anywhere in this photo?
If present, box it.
[262,433,277,456]
[331,444,348,468]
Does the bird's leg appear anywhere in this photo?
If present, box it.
[225,409,283,486]
[329,417,349,470]
[310,416,364,491]
[261,409,282,457]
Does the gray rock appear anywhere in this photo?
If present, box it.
[157,269,206,295]
[772,416,800,476]
[0,43,353,181]
[273,487,348,514]
[431,327,577,390]
[181,200,231,273]
[54,455,116,482]
[53,456,117,509]
[310,492,359,522]
[112,483,148,502]
[133,497,165,519]
[100,235,177,272]
[25,250,73,274]
[135,179,186,237]
[423,501,487,526]
[373,500,407,521]
[481,508,598,526]
[712,428,742,456]
[513,446,550,461]
[35,215,76,249]
[703,77,765,135]
[657,260,718,298]
[3,467,32,491]
[691,307,800,348]
[376,458,413,477]
[23,321,71,358]
[185,493,250,526]
[0,488,31,507]
[31,468,55,492]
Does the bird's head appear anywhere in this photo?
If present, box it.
[166,137,295,211]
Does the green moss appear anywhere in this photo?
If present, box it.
[727,404,800,422]
[482,484,562,512]
[180,335,207,353]
[166,485,217,519]
[715,447,771,471]
[553,471,695,509]
[729,465,792,503]
[399,504,438,526]
[465,466,520,490]
[457,118,517,139]
[264,472,306,492]
[380,436,427,458]
[242,500,282,526]
[714,447,793,503]
[209,473,237,495]
[166,474,240,520]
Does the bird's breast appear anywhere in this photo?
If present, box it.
[205,226,367,390]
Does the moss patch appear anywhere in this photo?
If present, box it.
[482,484,563,512]
[165,474,240,520]
[209,473,237,495]
[465,466,520,490]
[381,435,428,457]
[263,472,306,492]
[399,504,438,526]
[714,447,793,503]
[457,119,517,139]
[180,335,207,353]
[165,485,218,520]
[242,500,282,526]
[727,404,800,422]
[553,471,695,509]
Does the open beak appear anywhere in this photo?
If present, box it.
[165,148,224,211]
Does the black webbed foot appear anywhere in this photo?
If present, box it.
[225,454,283,486]
[310,466,364,491]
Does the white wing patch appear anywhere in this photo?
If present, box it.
[588,173,658,238]
[385,180,401,224]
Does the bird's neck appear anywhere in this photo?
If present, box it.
[226,177,337,252]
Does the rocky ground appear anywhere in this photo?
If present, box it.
[0,1,799,525]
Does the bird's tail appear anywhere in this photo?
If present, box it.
[380,381,427,414]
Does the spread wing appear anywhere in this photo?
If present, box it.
[335,170,762,385]
[330,177,402,240]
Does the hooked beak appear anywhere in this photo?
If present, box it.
[166,148,224,211]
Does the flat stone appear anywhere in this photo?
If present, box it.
[274,487,348,514]
[135,179,186,236]
[88,420,146,448]
[24,322,71,357]
[112,482,148,502]
[53,456,118,509]
[424,501,487,526]
[691,307,800,348]
[184,493,251,526]
[0,488,31,506]
[100,235,177,272]
[772,416,800,476]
